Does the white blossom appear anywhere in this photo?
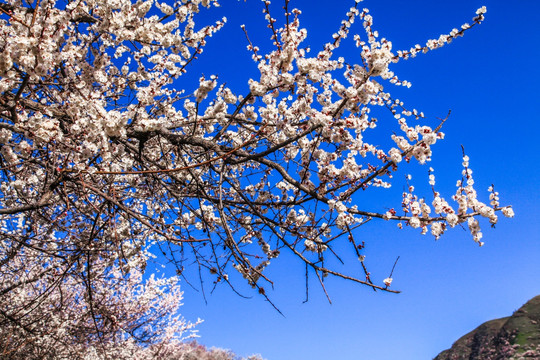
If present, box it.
[502,207,515,218]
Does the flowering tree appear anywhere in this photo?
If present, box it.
[0,0,513,358]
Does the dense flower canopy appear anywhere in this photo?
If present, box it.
[0,0,512,358]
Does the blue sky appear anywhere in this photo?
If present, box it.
[172,1,540,359]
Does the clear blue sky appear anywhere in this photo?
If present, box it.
[169,1,540,359]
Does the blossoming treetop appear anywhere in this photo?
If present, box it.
[0,0,512,358]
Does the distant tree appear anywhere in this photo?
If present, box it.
[0,0,513,358]
[165,341,265,360]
